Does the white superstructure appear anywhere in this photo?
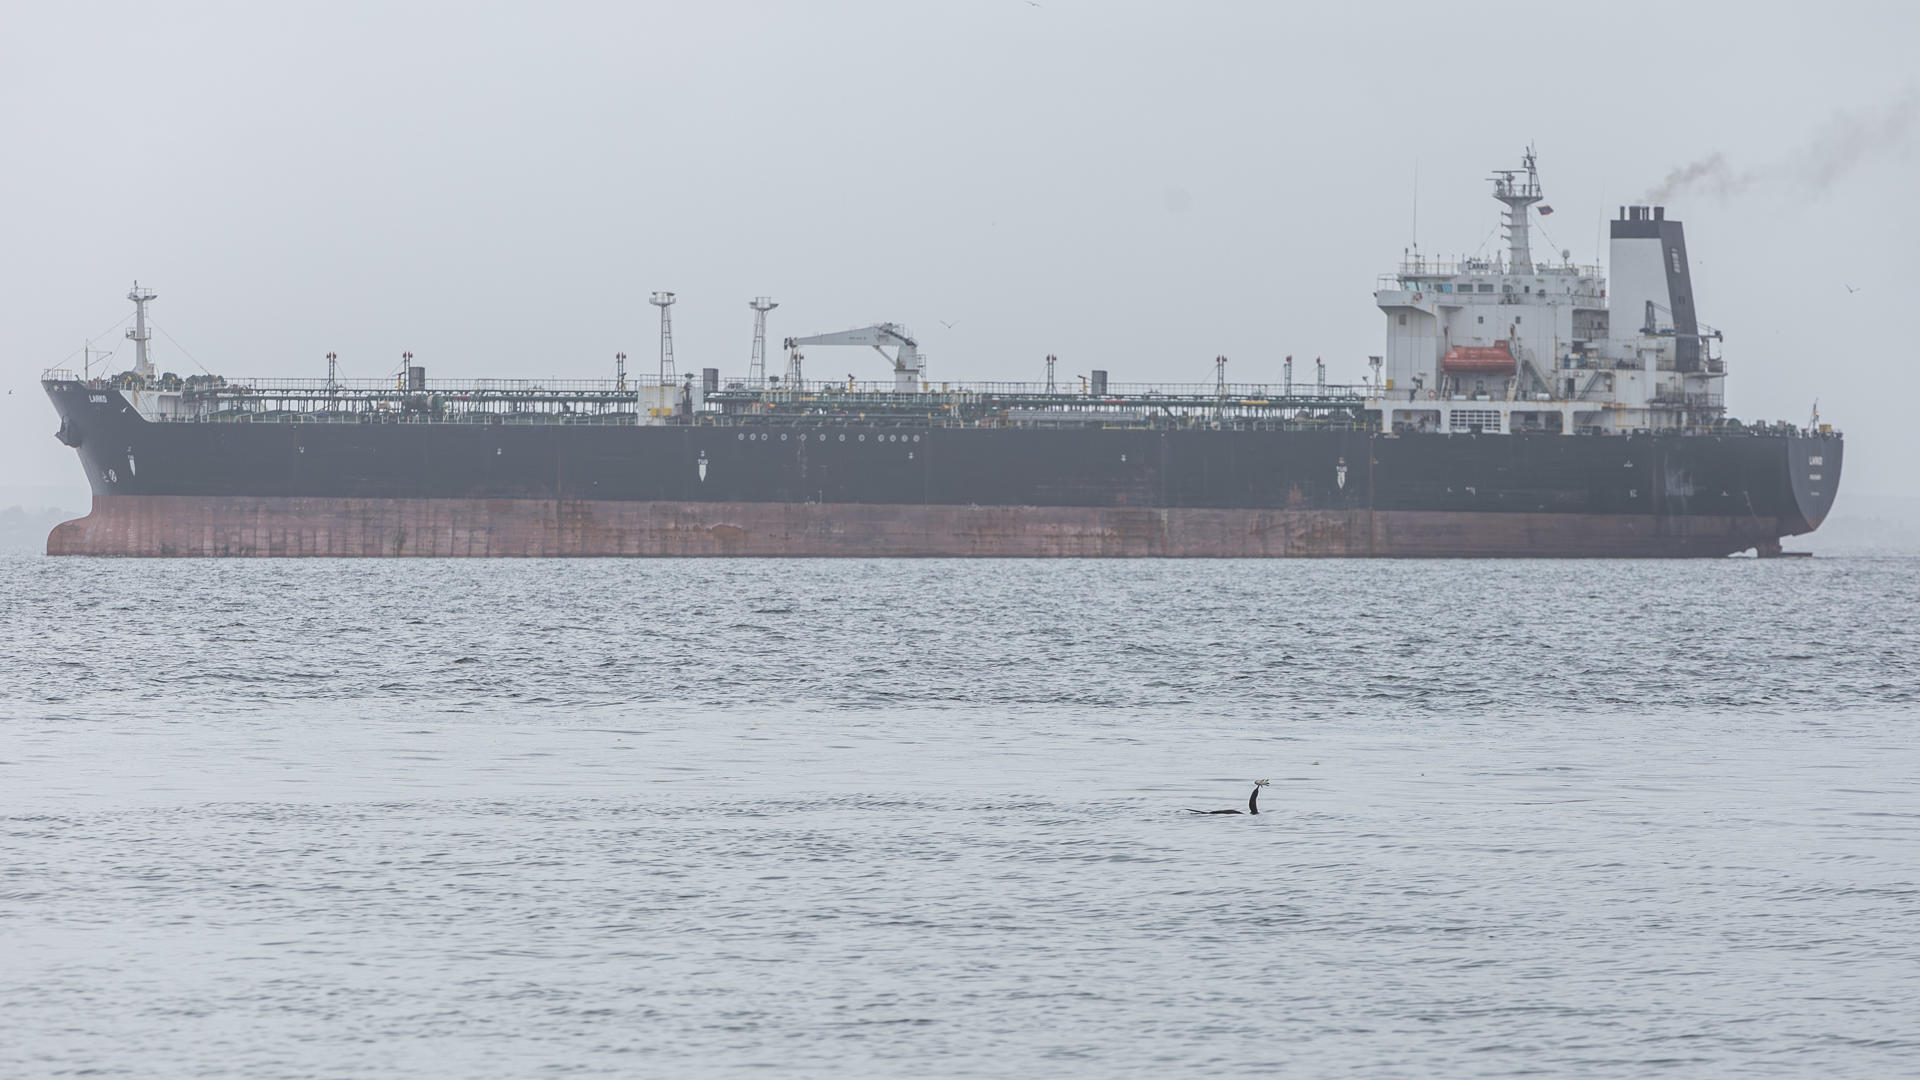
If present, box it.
[1370,150,1725,435]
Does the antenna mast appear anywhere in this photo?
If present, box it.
[126,281,157,379]
[649,292,677,385]
[748,297,778,388]
[1490,147,1543,273]
[1412,158,1419,254]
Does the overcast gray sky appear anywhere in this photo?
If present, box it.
[4,0,1916,507]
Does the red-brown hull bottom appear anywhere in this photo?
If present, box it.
[46,495,1791,558]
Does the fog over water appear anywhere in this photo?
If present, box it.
[3,1,1918,510]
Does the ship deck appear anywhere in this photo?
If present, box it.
[42,372,1816,436]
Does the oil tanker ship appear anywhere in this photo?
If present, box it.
[41,154,1840,558]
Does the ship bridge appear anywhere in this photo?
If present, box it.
[1369,151,1727,436]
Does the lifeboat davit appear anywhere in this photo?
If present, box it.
[1441,342,1517,375]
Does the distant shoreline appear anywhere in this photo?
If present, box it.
[0,506,82,554]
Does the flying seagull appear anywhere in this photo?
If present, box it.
[1845,284,1861,294]
[1188,779,1269,815]
[940,319,957,329]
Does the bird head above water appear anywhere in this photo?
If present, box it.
[1245,779,1271,813]
[1187,779,1272,815]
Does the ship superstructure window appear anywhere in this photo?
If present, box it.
[1398,314,1407,325]
[1479,284,1495,293]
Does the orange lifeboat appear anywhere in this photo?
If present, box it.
[1441,343,1516,374]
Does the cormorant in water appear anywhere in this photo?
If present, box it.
[1187,779,1269,815]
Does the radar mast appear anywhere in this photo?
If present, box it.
[1490,148,1543,273]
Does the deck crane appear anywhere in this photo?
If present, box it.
[783,323,924,392]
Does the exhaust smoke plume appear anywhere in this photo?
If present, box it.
[1639,88,1918,204]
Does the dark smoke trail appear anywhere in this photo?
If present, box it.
[1640,152,1752,204]
[1798,88,1920,191]
[1637,87,1919,204]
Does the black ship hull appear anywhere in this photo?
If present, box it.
[42,382,1840,557]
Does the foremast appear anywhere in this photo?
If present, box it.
[126,282,157,380]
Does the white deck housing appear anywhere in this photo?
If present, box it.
[1369,151,1726,435]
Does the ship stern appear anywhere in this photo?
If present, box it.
[1784,431,1843,536]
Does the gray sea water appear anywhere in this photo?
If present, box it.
[3,554,1917,1078]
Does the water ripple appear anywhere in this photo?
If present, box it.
[1,555,1917,1077]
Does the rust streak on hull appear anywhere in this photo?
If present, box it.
[47,495,1790,558]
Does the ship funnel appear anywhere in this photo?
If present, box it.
[1609,207,1701,371]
